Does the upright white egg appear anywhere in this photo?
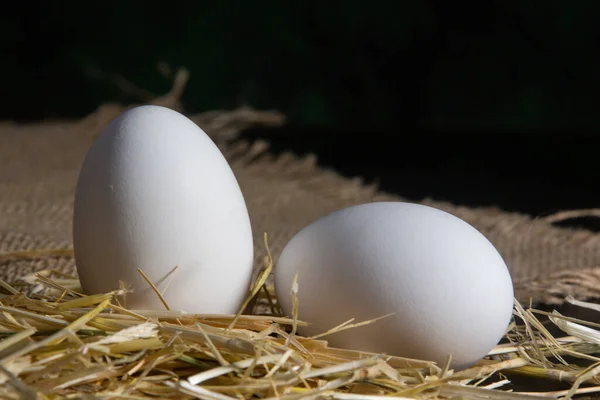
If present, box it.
[275,202,514,369]
[73,105,254,314]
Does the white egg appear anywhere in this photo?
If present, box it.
[73,105,254,314]
[274,202,514,369]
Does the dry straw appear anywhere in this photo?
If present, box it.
[3,67,600,398]
[1,236,600,399]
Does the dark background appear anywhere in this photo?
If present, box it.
[2,1,599,227]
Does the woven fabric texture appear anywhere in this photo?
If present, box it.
[1,103,600,304]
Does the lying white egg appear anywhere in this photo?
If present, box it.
[275,202,514,369]
[73,105,254,313]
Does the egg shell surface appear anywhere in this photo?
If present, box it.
[73,105,254,314]
[274,202,514,369]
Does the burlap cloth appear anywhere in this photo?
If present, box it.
[2,101,600,305]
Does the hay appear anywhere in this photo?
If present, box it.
[1,245,600,399]
[3,67,600,398]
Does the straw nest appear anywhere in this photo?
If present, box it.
[4,67,600,398]
[1,237,600,400]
